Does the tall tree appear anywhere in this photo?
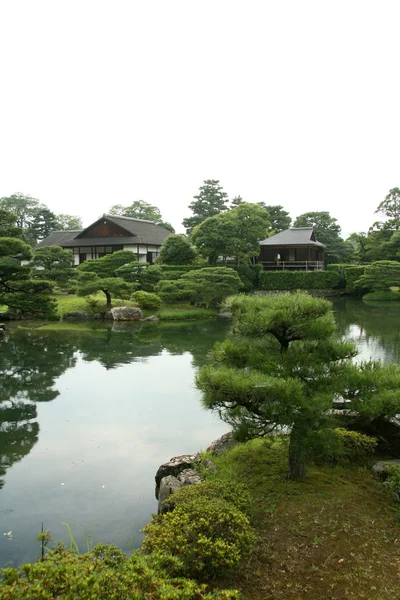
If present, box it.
[197,293,400,479]
[76,272,132,308]
[231,195,243,207]
[78,249,137,278]
[294,211,348,263]
[27,207,58,243]
[183,180,229,235]
[108,200,175,233]
[0,193,40,229]
[158,234,197,265]
[0,209,23,238]
[55,214,83,230]
[375,187,400,230]
[260,204,291,233]
[30,246,75,286]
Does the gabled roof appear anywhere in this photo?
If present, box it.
[259,227,325,248]
[37,214,171,248]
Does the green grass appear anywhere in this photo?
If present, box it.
[363,290,400,301]
[204,437,400,600]
[150,305,217,320]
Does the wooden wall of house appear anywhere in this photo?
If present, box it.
[78,220,129,238]
[259,246,325,263]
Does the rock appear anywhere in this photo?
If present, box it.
[372,459,400,478]
[103,311,114,320]
[155,454,201,487]
[142,316,160,322]
[217,312,233,319]
[63,312,92,319]
[92,313,102,320]
[157,475,182,513]
[202,458,217,473]
[206,432,237,456]
[111,306,143,321]
[177,468,204,486]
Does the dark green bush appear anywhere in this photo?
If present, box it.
[343,265,365,294]
[315,428,377,465]
[230,264,263,292]
[132,290,162,310]
[142,497,255,579]
[258,270,339,291]
[0,544,239,599]
[165,480,252,516]
[363,290,400,301]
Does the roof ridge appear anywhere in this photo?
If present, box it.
[104,213,155,224]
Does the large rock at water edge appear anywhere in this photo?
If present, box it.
[111,306,143,321]
[177,468,204,486]
[155,454,201,487]
[158,475,182,513]
[206,432,237,456]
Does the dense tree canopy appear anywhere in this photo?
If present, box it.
[356,260,400,291]
[197,293,400,479]
[158,234,197,265]
[54,213,83,230]
[0,208,23,238]
[26,207,58,243]
[0,193,40,229]
[260,204,291,233]
[183,180,229,235]
[30,246,75,285]
[294,211,350,263]
[78,250,137,278]
[76,272,132,308]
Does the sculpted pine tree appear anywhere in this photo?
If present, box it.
[197,293,400,479]
[183,180,229,235]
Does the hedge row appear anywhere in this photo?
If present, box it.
[259,270,340,291]
[343,266,365,294]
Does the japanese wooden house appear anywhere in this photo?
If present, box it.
[259,227,325,270]
[38,214,171,265]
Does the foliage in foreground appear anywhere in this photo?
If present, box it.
[197,293,400,479]
[142,496,255,579]
[0,544,238,599]
[132,290,162,310]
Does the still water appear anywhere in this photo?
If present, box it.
[1,300,400,567]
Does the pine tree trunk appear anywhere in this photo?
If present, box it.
[288,424,306,479]
[103,290,112,309]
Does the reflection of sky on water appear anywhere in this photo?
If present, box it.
[343,323,389,364]
[0,326,229,568]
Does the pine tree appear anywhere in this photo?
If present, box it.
[183,180,229,235]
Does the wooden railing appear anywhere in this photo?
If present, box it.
[260,261,324,271]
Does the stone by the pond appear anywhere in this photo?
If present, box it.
[206,432,237,456]
[63,311,92,319]
[202,458,217,473]
[217,312,233,319]
[157,475,183,513]
[142,315,159,322]
[155,454,201,487]
[103,311,114,320]
[177,468,204,486]
[111,306,143,321]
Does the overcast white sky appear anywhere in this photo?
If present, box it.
[0,1,399,236]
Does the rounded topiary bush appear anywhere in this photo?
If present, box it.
[133,290,162,310]
[165,480,252,516]
[142,497,255,579]
[314,428,378,465]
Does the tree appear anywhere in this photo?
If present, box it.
[192,203,270,266]
[55,214,83,230]
[293,211,349,263]
[26,207,58,243]
[346,232,368,263]
[158,234,197,265]
[108,200,175,233]
[30,246,75,286]
[196,293,400,479]
[116,263,163,292]
[0,193,40,228]
[0,237,56,317]
[78,250,137,278]
[356,260,400,291]
[76,272,132,308]
[183,180,229,235]
[375,188,400,230]
[0,209,23,238]
[231,196,243,207]
[260,205,291,233]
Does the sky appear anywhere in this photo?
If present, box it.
[1,0,399,236]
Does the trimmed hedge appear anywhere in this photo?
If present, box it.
[259,270,339,291]
[343,266,365,294]
[363,290,400,301]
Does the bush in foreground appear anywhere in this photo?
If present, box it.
[132,290,162,310]
[142,497,255,579]
[0,544,239,600]
[165,480,252,516]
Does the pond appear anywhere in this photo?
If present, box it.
[1,299,400,567]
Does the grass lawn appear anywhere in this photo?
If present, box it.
[205,438,400,600]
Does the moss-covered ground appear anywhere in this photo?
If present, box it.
[206,438,400,600]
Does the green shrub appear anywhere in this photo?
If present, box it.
[230,264,263,292]
[0,544,239,599]
[132,290,162,310]
[165,480,252,516]
[258,270,339,291]
[142,497,255,579]
[363,290,400,301]
[343,265,365,294]
[315,428,377,465]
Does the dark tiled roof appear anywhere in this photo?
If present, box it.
[259,227,325,248]
[36,230,81,247]
[38,214,171,248]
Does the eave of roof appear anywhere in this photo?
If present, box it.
[259,227,325,248]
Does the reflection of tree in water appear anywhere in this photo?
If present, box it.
[0,320,230,487]
[332,299,400,364]
[0,329,77,488]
